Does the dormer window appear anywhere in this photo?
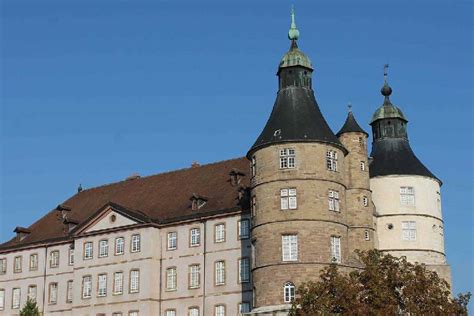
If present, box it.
[190,194,208,211]
[280,148,296,169]
[14,227,31,241]
[63,218,79,232]
[229,169,245,186]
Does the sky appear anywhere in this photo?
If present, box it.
[1,0,472,308]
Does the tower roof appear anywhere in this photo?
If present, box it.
[336,106,368,136]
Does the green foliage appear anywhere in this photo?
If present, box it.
[290,250,471,316]
[20,298,40,316]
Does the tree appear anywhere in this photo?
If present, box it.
[290,250,471,316]
[20,298,40,316]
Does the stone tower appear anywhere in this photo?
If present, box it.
[370,68,451,284]
[247,10,357,315]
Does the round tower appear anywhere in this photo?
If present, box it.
[370,67,451,284]
[247,10,354,314]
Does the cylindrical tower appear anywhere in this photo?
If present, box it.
[370,69,451,284]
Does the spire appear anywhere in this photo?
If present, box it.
[381,64,393,103]
[336,103,368,137]
[288,6,300,44]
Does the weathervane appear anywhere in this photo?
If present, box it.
[384,64,389,83]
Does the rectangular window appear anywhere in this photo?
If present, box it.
[49,282,58,304]
[251,196,257,217]
[84,242,93,260]
[360,161,366,171]
[113,313,123,316]
[328,190,340,212]
[239,302,251,313]
[402,221,417,241]
[12,288,20,309]
[189,264,200,289]
[251,156,256,177]
[129,311,139,316]
[280,188,297,210]
[215,261,226,285]
[27,285,37,301]
[166,267,177,290]
[0,289,4,310]
[215,224,226,243]
[14,256,22,273]
[30,254,38,270]
[97,274,107,297]
[130,270,140,293]
[115,237,125,255]
[167,232,177,250]
[66,280,73,303]
[190,228,200,247]
[238,219,250,239]
[113,272,123,294]
[251,240,257,268]
[0,259,6,274]
[400,186,415,206]
[50,250,60,268]
[326,150,338,171]
[239,258,250,283]
[82,275,92,298]
[188,307,199,316]
[131,234,141,253]
[68,248,74,265]
[364,230,370,241]
[280,148,296,169]
[282,235,298,261]
[165,310,176,316]
[99,240,109,258]
[330,236,341,263]
[363,196,368,207]
[215,305,225,316]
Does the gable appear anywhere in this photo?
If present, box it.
[85,209,138,233]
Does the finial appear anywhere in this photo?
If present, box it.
[347,102,352,113]
[381,64,392,98]
[77,184,83,193]
[383,64,389,83]
[288,5,300,41]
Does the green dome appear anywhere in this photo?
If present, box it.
[279,46,313,70]
[371,102,407,123]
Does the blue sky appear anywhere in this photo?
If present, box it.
[1,0,472,306]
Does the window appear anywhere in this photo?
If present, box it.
[0,289,4,310]
[363,196,368,207]
[129,311,139,316]
[326,150,338,171]
[282,235,298,261]
[251,156,256,177]
[239,302,251,313]
[251,196,257,217]
[130,270,140,293]
[238,219,250,239]
[66,280,73,303]
[49,282,58,304]
[190,228,200,247]
[436,191,442,213]
[364,230,370,241]
[167,232,177,250]
[113,313,123,316]
[251,239,257,268]
[188,307,199,316]
[215,224,226,243]
[82,275,92,298]
[12,288,21,309]
[360,161,366,171]
[330,236,341,263]
[50,250,60,268]
[402,221,417,241]
[215,261,226,285]
[189,264,200,289]
[0,259,5,274]
[131,234,141,252]
[99,240,109,258]
[280,148,296,169]
[166,267,177,290]
[30,254,38,270]
[114,272,124,294]
[98,273,107,297]
[115,237,125,255]
[215,305,225,316]
[283,282,295,303]
[165,310,176,316]
[68,248,75,265]
[358,137,365,148]
[400,186,415,206]
[14,256,22,273]
[84,242,93,259]
[27,285,37,301]
[280,188,297,210]
[239,258,250,283]
[328,190,340,212]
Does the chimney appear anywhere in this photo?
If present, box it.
[14,227,31,241]
[125,173,141,181]
[191,161,200,168]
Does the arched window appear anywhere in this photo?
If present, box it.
[283,281,295,303]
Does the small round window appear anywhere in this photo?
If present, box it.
[110,214,117,223]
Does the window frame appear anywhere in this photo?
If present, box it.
[326,150,338,171]
[282,234,298,262]
[188,306,200,316]
[402,221,417,241]
[113,271,124,295]
[166,267,177,291]
[328,190,340,212]
[214,304,226,316]
[400,186,416,206]
[83,241,93,260]
[0,258,6,274]
[68,248,75,265]
[167,231,178,250]
[0,288,5,311]
[29,253,38,271]
[97,273,107,297]
[82,275,92,299]
[27,284,37,301]
[280,188,297,210]
[129,269,140,293]
[50,250,60,268]
[165,309,177,316]
[98,239,109,258]
[131,234,141,253]
[214,223,226,243]
[115,237,125,255]
[283,282,295,303]
[12,287,21,309]
[14,256,22,273]
[48,282,58,305]
[279,148,296,169]
[189,227,201,247]
[214,260,226,286]
[330,236,342,263]
[188,264,200,289]
[66,280,73,303]
[238,219,250,240]
[238,257,250,283]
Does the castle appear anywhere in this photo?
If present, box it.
[0,11,450,316]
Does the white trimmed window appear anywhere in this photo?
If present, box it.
[189,264,200,289]
[239,302,251,313]
[0,258,6,274]
[363,196,368,207]
[99,240,109,258]
[280,148,296,169]
[130,270,140,293]
[215,261,225,285]
[239,258,250,283]
[14,256,22,273]
[282,235,298,261]
[66,280,73,303]
[188,307,199,316]
[82,275,92,298]
[113,313,123,316]
[190,228,200,247]
[129,311,139,316]
[283,282,295,303]
[12,288,21,309]
[165,310,176,316]
[68,248,74,265]
[330,236,341,263]
[49,282,58,304]
[215,304,225,316]
[30,254,38,270]
[50,250,59,268]
[280,188,297,210]
[167,232,177,250]
[115,237,125,255]
[238,219,250,239]
[328,190,340,212]
[113,272,124,294]
[84,242,93,259]
[27,285,37,301]
[360,161,366,171]
[0,289,4,310]
[402,221,417,241]
[215,224,226,243]
[251,156,256,177]
[98,274,107,297]
[131,234,141,253]
[400,186,415,206]
[326,150,338,171]
[166,267,177,290]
